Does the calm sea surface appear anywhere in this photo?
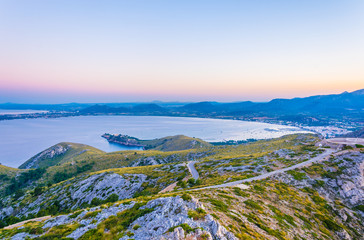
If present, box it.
[0,115,310,168]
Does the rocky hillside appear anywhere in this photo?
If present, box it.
[341,127,364,138]
[103,133,212,151]
[0,133,363,239]
[19,142,104,169]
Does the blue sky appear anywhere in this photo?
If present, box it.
[0,0,363,103]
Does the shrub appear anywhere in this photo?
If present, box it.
[253,185,266,192]
[177,180,187,188]
[132,224,141,230]
[208,199,228,211]
[168,223,195,233]
[32,186,44,196]
[188,208,207,220]
[90,197,103,206]
[83,210,100,219]
[353,205,364,212]
[233,187,250,197]
[244,199,263,211]
[287,170,307,180]
[313,180,325,188]
[104,193,119,203]
[69,210,83,219]
[5,168,46,195]
[181,193,192,201]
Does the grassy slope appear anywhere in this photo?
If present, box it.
[194,134,320,186]
[1,134,363,239]
[19,142,104,169]
[0,165,22,176]
[191,179,363,240]
[140,135,212,151]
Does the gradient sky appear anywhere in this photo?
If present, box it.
[0,0,363,103]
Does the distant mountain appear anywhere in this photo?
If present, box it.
[180,102,220,113]
[0,103,93,111]
[131,103,168,113]
[340,128,364,138]
[245,89,364,116]
[4,89,362,123]
[175,89,364,117]
[79,104,129,114]
[80,103,169,115]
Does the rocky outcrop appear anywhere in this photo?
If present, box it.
[1,172,147,220]
[130,152,210,167]
[19,144,70,169]
[273,151,364,213]
[7,196,237,240]
[268,151,364,239]
[120,196,237,240]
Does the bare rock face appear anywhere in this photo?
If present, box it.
[323,152,364,206]
[20,144,70,169]
[119,196,238,240]
[11,196,237,240]
[274,152,364,208]
[69,172,147,206]
[3,172,147,219]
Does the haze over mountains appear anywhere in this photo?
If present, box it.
[3,89,361,115]
[1,89,363,127]
[79,89,364,119]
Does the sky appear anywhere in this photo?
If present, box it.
[0,0,363,103]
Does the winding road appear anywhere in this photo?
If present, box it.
[188,148,335,191]
[187,161,199,179]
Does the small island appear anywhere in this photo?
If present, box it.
[101,133,212,151]
[101,133,145,148]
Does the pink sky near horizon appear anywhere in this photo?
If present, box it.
[0,0,363,103]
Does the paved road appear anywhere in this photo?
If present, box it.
[191,148,335,191]
[159,161,199,193]
[187,161,199,179]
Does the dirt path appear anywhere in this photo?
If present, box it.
[4,216,51,229]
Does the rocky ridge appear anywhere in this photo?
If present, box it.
[8,196,237,240]
[0,172,148,220]
[19,144,70,169]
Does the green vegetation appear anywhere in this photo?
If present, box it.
[141,135,212,151]
[78,202,154,239]
[104,133,212,151]
[5,168,46,196]
[89,194,119,207]
[1,133,362,240]
[19,142,104,169]
[181,193,192,201]
[188,208,207,220]
[244,199,264,211]
[168,223,195,233]
[287,170,307,180]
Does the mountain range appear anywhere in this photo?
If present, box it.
[77,89,364,125]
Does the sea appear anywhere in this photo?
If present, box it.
[0,115,311,167]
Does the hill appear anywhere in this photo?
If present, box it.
[102,134,212,151]
[1,133,363,239]
[78,89,364,125]
[340,127,364,138]
[19,142,104,169]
